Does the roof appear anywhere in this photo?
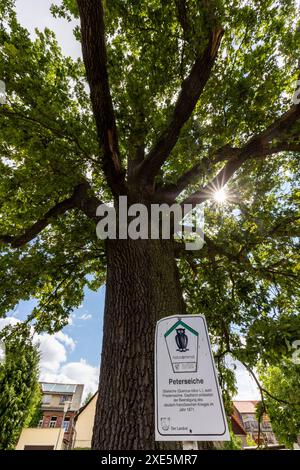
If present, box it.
[231,404,247,435]
[40,382,80,394]
[233,400,259,414]
[231,415,247,436]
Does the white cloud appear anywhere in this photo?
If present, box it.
[67,313,76,326]
[0,316,75,371]
[31,330,76,372]
[78,313,92,321]
[232,361,261,401]
[54,331,76,351]
[0,317,97,401]
[35,334,68,372]
[40,359,99,400]
[15,0,82,60]
[0,317,21,329]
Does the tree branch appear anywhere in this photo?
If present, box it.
[238,359,300,407]
[174,235,248,265]
[158,162,206,202]
[158,144,240,201]
[0,183,96,248]
[74,186,102,222]
[182,103,300,206]
[136,26,224,184]
[260,387,300,406]
[175,0,191,43]
[1,106,99,166]
[256,141,300,157]
[249,104,300,147]
[182,156,242,206]
[77,0,126,195]
[216,352,300,409]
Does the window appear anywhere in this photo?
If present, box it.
[63,417,70,432]
[262,421,272,430]
[38,419,44,428]
[60,395,72,405]
[49,417,57,428]
[244,421,251,431]
[248,414,256,421]
[42,394,52,405]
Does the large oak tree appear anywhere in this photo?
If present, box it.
[0,0,299,449]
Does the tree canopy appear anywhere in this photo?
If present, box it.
[0,325,40,449]
[258,359,300,448]
[0,0,299,448]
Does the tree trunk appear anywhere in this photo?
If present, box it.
[92,238,186,450]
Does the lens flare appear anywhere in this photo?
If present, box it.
[213,188,227,203]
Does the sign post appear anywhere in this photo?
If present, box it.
[155,315,229,443]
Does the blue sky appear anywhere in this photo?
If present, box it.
[3,285,105,399]
[2,0,260,402]
[9,286,105,367]
[63,286,105,365]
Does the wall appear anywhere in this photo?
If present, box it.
[73,394,97,449]
[16,428,64,450]
[72,385,84,410]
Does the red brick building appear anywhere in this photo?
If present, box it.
[38,382,84,449]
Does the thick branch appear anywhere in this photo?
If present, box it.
[75,187,102,222]
[0,202,74,248]
[77,0,126,195]
[256,141,300,157]
[249,104,300,147]
[0,183,96,248]
[175,0,191,42]
[158,144,240,201]
[182,156,243,206]
[182,103,300,206]
[137,27,224,184]
[2,107,99,165]
[158,162,205,202]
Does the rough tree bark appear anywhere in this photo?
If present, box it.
[92,238,186,450]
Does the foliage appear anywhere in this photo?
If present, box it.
[0,325,41,449]
[27,396,43,428]
[246,434,257,447]
[258,360,300,448]
[223,426,243,450]
[83,391,94,406]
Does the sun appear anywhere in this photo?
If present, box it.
[213,188,227,204]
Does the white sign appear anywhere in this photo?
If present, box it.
[155,315,230,441]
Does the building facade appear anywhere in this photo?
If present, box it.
[233,401,278,446]
[230,404,248,447]
[16,428,64,451]
[73,392,98,449]
[38,382,84,449]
